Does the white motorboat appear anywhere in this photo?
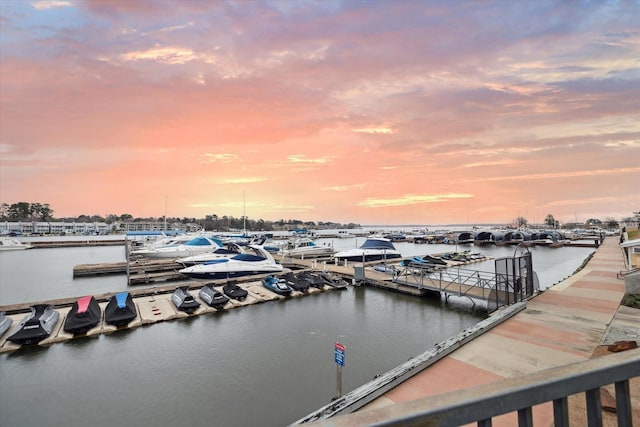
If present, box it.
[175,242,246,266]
[0,238,32,251]
[178,245,283,280]
[333,237,402,262]
[281,238,334,259]
[130,236,224,259]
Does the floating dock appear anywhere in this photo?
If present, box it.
[0,275,341,354]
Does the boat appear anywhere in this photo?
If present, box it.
[131,236,225,259]
[296,271,328,289]
[0,238,32,251]
[222,283,248,301]
[198,284,230,308]
[178,245,283,280]
[0,311,12,337]
[317,272,349,289]
[373,263,398,274]
[171,286,201,313]
[63,295,102,334]
[262,275,293,296]
[281,238,334,259]
[104,292,137,326]
[333,238,402,263]
[7,304,60,345]
[175,242,246,266]
[282,272,310,292]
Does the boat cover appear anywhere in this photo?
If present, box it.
[105,292,137,326]
[64,296,101,334]
[8,304,60,345]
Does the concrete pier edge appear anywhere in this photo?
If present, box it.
[291,301,527,424]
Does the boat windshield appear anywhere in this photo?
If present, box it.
[184,237,215,246]
[232,254,266,262]
[360,239,396,250]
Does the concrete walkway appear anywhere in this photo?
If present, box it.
[355,237,639,426]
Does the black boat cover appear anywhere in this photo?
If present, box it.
[199,284,230,308]
[63,296,101,334]
[104,292,137,326]
[223,283,248,301]
[172,286,201,313]
[8,304,60,345]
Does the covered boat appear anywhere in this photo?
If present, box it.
[333,238,402,262]
[104,292,137,327]
[296,271,328,289]
[317,272,349,289]
[198,284,230,308]
[7,304,60,345]
[283,272,310,292]
[222,283,248,301]
[171,286,201,313]
[63,296,101,334]
[178,245,283,280]
[262,275,293,296]
[131,236,224,259]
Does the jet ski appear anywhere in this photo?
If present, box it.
[171,286,201,314]
[7,304,60,345]
[222,283,248,301]
[63,295,102,335]
[104,292,137,327]
[198,284,230,308]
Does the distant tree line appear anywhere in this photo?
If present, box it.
[0,202,361,232]
[511,213,624,229]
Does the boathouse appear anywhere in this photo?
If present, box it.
[474,230,505,245]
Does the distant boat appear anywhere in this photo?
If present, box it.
[222,283,248,301]
[0,238,32,251]
[262,275,293,296]
[104,292,137,327]
[281,238,334,259]
[171,286,201,314]
[198,284,230,308]
[63,296,101,335]
[131,236,224,259]
[333,238,402,262]
[7,304,60,345]
[178,245,283,280]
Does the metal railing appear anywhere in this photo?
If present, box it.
[304,348,639,427]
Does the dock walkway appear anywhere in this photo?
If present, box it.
[308,237,639,426]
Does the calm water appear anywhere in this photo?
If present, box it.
[0,235,595,427]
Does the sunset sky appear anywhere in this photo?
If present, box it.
[1,1,638,226]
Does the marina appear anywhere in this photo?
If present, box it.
[0,232,604,426]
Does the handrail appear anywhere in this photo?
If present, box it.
[304,348,639,427]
